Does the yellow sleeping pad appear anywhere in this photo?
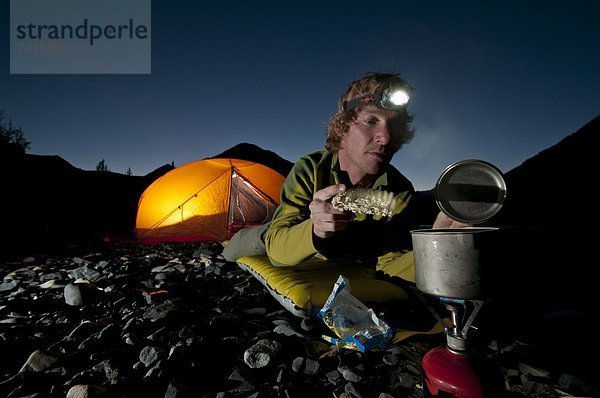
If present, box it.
[236,255,409,318]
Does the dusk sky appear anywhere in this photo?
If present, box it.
[2,1,599,190]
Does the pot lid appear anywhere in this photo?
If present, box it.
[435,159,507,224]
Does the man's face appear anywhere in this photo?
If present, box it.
[338,105,405,183]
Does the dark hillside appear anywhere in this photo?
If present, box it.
[0,153,173,256]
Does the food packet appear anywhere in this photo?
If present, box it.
[317,275,394,352]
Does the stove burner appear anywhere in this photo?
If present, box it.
[413,292,486,397]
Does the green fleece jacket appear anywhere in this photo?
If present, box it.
[265,150,415,266]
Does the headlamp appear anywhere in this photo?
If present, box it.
[342,87,410,112]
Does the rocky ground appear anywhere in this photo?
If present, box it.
[1,241,598,398]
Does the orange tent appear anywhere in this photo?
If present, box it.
[136,158,285,243]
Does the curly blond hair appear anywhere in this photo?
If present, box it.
[325,73,415,152]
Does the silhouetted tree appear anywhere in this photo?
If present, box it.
[96,159,109,172]
[0,111,31,153]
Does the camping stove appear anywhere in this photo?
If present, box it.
[412,228,495,398]
[411,160,506,398]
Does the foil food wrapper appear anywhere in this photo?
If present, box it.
[317,275,394,352]
[331,188,397,219]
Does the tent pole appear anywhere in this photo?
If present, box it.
[225,164,235,239]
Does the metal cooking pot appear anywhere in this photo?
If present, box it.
[411,160,506,299]
[411,227,499,299]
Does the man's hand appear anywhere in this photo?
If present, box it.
[310,184,355,239]
[432,211,472,229]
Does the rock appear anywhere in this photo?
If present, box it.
[518,362,551,380]
[165,378,194,397]
[338,366,362,382]
[291,357,320,375]
[19,350,63,373]
[275,367,286,383]
[396,372,416,389]
[68,266,102,282]
[242,307,267,315]
[558,373,597,396]
[64,282,96,306]
[139,346,165,367]
[300,318,314,331]
[244,339,282,368]
[0,280,18,292]
[344,382,363,398]
[382,353,397,366]
[143,301,175,321]
[66,384,110,398]
[95,360,120,384]
[210,313,240,327]
[273,324,305,338]
[0,240,595,398]
[38,279,64,289]
[326,369,342,384]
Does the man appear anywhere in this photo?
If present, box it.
[224,72,464,282]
